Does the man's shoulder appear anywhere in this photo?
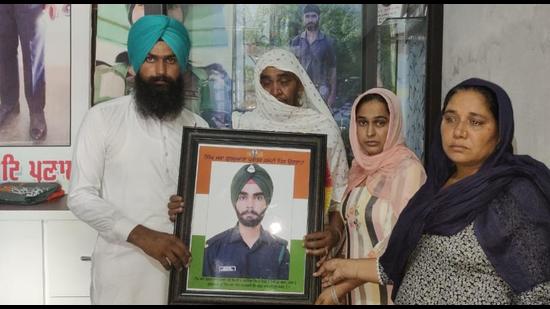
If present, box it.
[264,231,288,247]
[90,95,132,113]
[180,108,210,128]
[85,95,132,124]
[318,31,336,45]
[206,228,233,246]
[290,31,305,45]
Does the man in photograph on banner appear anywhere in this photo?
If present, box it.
[290,4,337,110]
[0,4,60,140]
[69,15,208,305]
[202,163,290,280]
[94,4,232,128]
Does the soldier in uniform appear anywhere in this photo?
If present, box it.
[202,163,290,280]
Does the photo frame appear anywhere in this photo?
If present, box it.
[169,127,326,305]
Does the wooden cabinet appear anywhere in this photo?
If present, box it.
[0,206,97,305]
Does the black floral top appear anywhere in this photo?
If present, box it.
[379,223,550,304]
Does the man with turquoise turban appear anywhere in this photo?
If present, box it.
[94,6,232,128]
[202,163,290,280]
[68,15,208,304]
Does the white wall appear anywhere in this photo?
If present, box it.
[442,4,550,166]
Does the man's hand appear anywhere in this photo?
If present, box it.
[127,224,190,270]
[167,195,184,223]
[303,225,340,260]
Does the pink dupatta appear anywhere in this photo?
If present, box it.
[345,88,425,213]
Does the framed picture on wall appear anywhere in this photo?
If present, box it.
[91,4,163,106]
[168,127,326,305]
[165,4,234,129]
[0,4,72,146]
[233,4,363,126]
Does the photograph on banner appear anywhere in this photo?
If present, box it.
[169,128,325,305]
[92,4,161,106]
[93,4,234,129]
[1,5,92,192]
[234,4,362,132]
[167,4,234,129]
[0,4,71,146]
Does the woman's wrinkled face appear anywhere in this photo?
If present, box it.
[355,99,390,156]
[260,66,303,106]
[441,90,499,170]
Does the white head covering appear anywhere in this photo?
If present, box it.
[233,48,349,205]
[253,48,336,129]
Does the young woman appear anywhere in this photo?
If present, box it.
[315,88,426,305]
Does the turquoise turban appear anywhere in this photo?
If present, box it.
[127,15,191,73]
[231,164,274,207]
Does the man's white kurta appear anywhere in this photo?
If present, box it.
[68,95,208,304]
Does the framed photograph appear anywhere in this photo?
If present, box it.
[169,127,326,305]
[0,4,71,146]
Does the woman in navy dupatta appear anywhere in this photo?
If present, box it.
[314,78,550,304]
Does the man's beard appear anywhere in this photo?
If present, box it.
[133,73,184,120]
[306,21,318,31]
[235,208,267,228]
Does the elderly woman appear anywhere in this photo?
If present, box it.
[315,88,426,305]
[233,48,349,258]
[314,78,550,304]
[170,49,349,257]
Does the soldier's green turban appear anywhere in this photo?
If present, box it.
[231,164,274,206]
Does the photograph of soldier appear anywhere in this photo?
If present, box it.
[202,163,290,280]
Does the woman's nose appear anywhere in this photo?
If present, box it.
[270,83,281,96]
[367,124,375,136]
[453,122,467,138]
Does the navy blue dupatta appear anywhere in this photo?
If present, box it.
[380,78,550,300]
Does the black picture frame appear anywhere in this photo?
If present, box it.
[169,127,326,305]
